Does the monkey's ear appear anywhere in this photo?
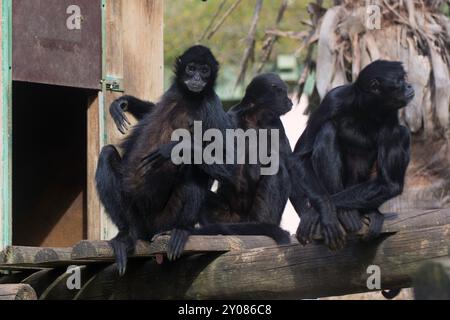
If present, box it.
[369,79,380,93]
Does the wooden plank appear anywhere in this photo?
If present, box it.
[87,93,101,240]
[121,0,164,99]
[12,0,102,89]
[414,258,450,300]
[0,246,72,264]
[75,223,450,300]
[72,235,281,260]
[0,284,37,300]
[97,0,164,240]
[101,0,124,240]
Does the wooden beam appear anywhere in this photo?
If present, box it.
[87,94,101,240]
[77,223,450,300]
[0,246,72,265]
[72,235,281,260]
[21,268,66,298]
[97,0,164,240]
[0,284,37,300]
[0,208,449,266]
[414,258,450,300]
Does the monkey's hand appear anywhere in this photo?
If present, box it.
[319,205,346,251]
[140,141,178,173]
[362,209,384,241]
[110,98,131,134]
[296,207,320,246]
[338,209,363,234]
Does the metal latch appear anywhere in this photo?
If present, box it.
[103,76,124,92]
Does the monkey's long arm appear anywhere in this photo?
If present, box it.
[140,139,236,186]
[110,95,156,134]
[330,126,410,210]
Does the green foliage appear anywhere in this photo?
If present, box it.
[164,0,310,70]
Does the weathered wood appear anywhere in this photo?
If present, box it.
[72,235,281,261]
[97,0,165,240]
[414,258,450,300]
[40,264,105,300]
[76,223,450,299]
[0,246,72,265]
[87,94,102,240]
[21,268,66,298]
[0,284,37,300]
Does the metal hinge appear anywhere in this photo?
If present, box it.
[103,76,124,92]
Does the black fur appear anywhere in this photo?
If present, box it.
[290,60,413,250]
[144,73,294,259]
[95,45,232,274]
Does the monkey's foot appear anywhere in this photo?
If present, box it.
[338,209,363,234]
[296,210,319,246]
[109,234,134,277]
[167,229,190,261]
[321,217,347,251]
[362,210,384,241]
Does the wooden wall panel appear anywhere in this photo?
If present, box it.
[87,0,164,240]
[87,94,101,240]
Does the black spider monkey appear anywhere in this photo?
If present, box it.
[290,60,414,250]
[95,45,234,274]
[142,73,293,259]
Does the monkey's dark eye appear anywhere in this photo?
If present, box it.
[199,65,211,76]
[186,64,196,73]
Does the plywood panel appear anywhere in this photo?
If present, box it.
[12,0,102,89]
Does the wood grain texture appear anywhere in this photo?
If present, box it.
[0,209,448,299]
[87,94,101,240]
[0,246,72,264]
[97,0,164,240]
[0,284,37,300]
[77,223,450,300]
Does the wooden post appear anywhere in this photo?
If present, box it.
[87,0,164,240]
[414,259,450,300]
[0,0,12,250]
[74,223,450,300]
[0,284,37,300]
[87,94,102,240]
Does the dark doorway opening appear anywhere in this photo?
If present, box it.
[12,82,93,247]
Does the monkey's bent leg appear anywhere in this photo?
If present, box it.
[96,145,134,275]
[310,123,363,235]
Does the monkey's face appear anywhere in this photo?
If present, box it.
[358,61,415,112]
[269,84,293,115]
[182,62,212,93]
[243,74,293,117]
[368,73,415,110]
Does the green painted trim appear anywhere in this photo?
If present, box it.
[100,0,107,147]
[99,0,108,240]
[1,0,12,249]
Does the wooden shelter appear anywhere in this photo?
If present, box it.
[0,1,449,300]
[0,0,163,249]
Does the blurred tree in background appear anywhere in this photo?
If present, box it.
[164,0,310,70]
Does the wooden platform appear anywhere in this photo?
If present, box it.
[0,208,449,300]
